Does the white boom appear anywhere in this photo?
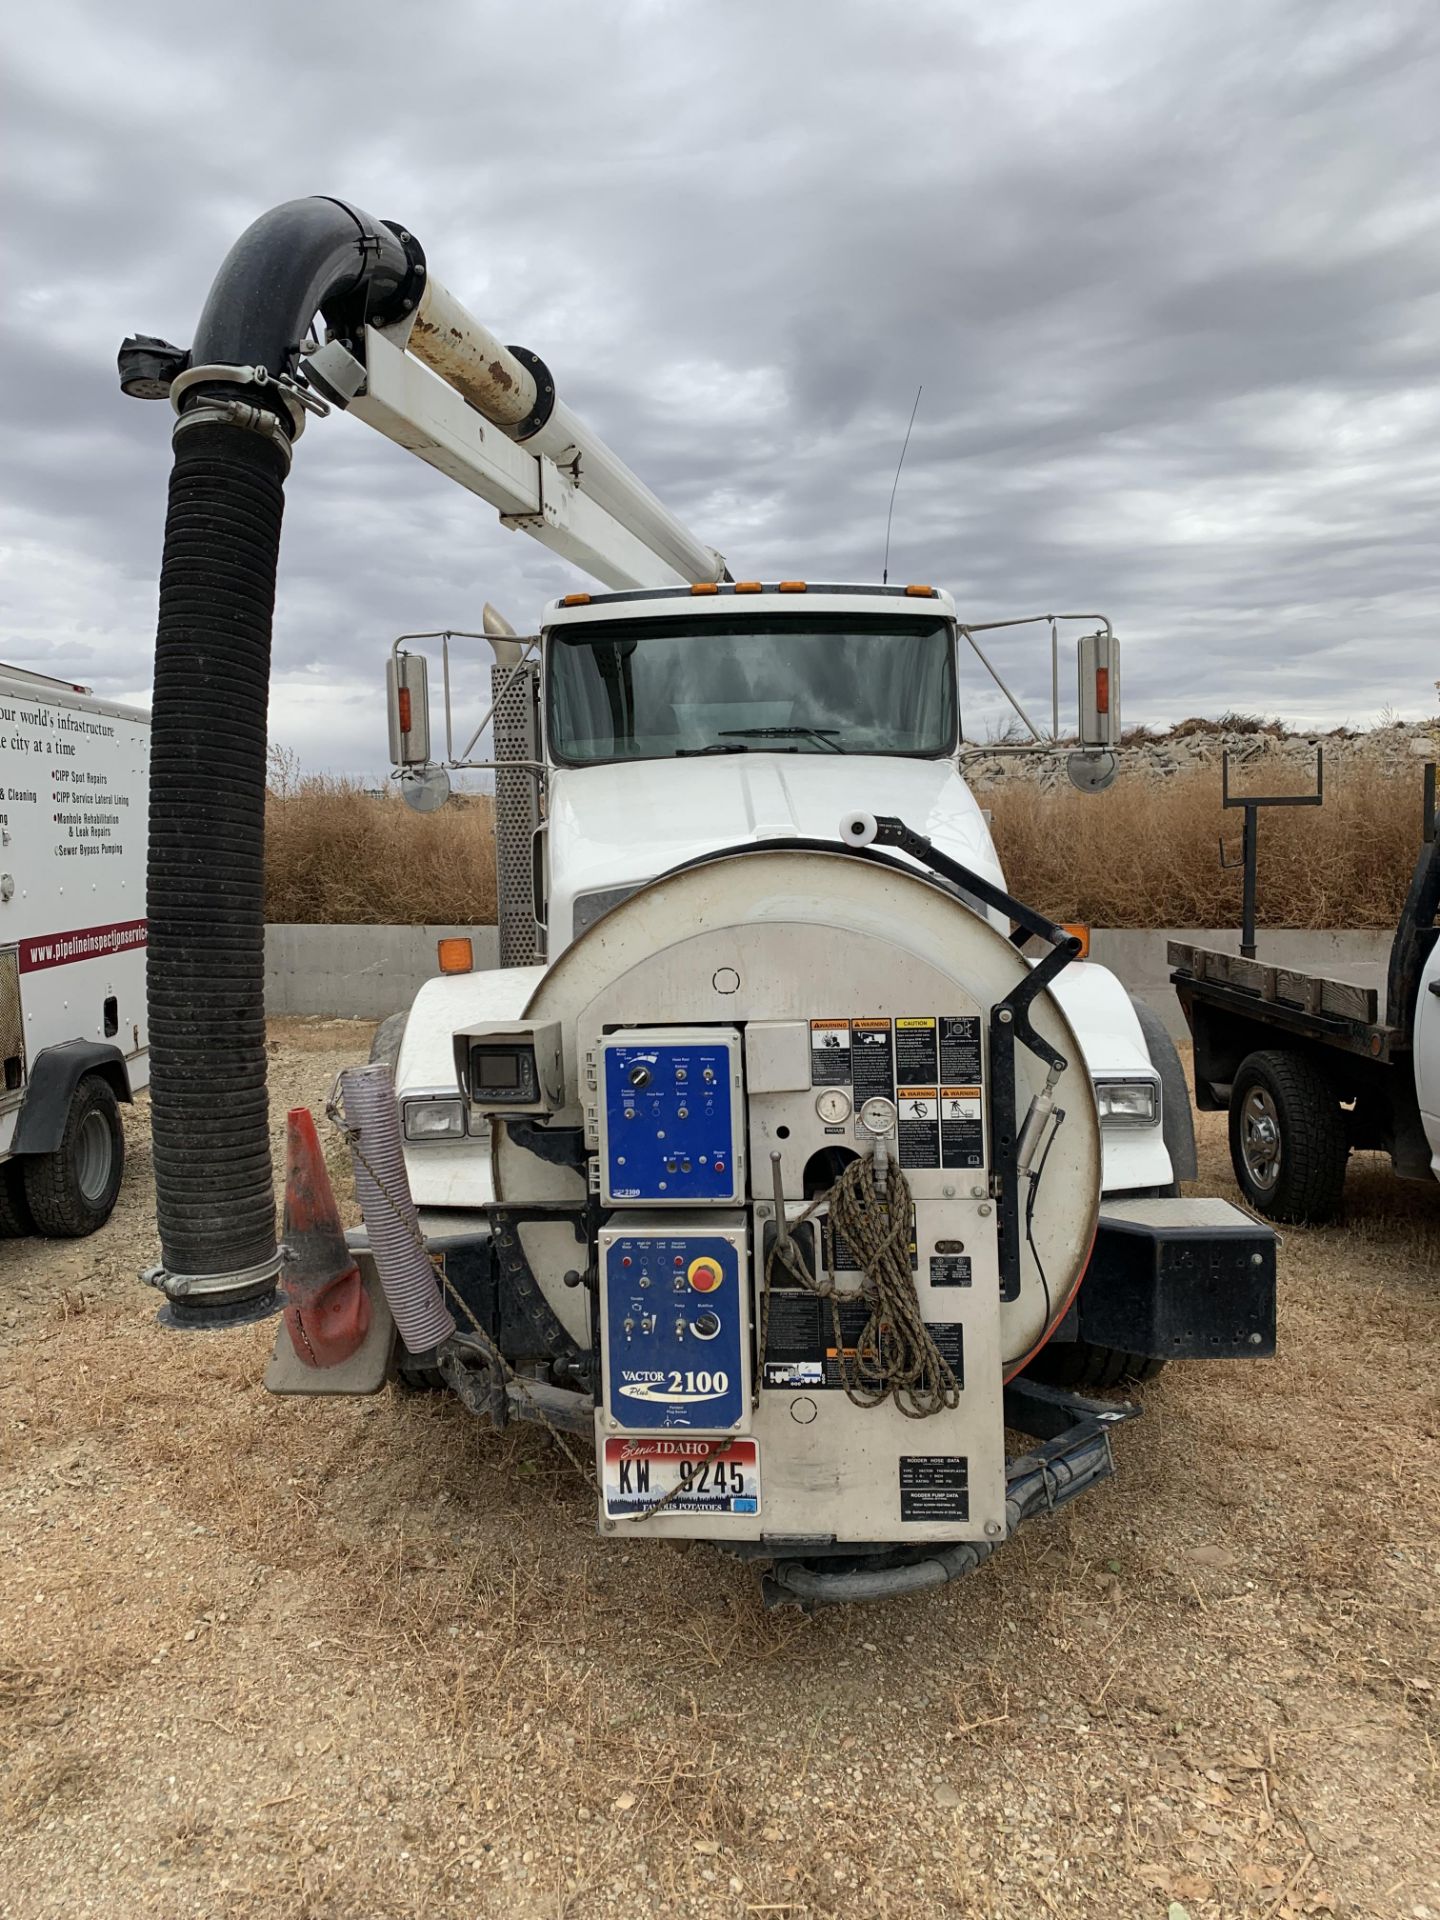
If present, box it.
[307,275,726,592]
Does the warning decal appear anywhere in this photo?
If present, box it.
[850,1019,894,1101]
[896,1087,939,1168]
[809,1019,851,1086]
[899,1454,969,1523]
[762,1290,877,1391]
[939,1016,982,1083]
[940,1086,984,1169]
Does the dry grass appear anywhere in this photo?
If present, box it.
[989,761,1425,928]
[262,760,1428,932]
[264,776,496,926]
[1,1023,1437,1918]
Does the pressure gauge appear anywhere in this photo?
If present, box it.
[814,1088,852,1125]
[858,1096,897,1135]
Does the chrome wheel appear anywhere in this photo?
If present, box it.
[1240,1087,1281,1191]
[76,1108,114,1203]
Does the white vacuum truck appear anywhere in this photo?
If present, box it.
[121,198,1276,1604]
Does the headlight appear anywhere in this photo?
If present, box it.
[402,1097,466,1141]
[1094,1077,1159,1127]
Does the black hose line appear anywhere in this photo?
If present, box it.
[137,197,420,1318]
[148,420,288,1303]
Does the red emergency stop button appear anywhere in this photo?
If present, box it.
[687,1258,723,1293]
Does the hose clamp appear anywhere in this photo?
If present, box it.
[170,360,330,444]
[142,1248,284,1303]
[171,399,295,468]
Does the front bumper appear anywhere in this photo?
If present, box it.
[1063,1195,1277,1360]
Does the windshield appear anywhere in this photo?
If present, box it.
[546,613,957,765]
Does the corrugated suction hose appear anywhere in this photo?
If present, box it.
[337,1064,456,1354]
[148,419,288,1314]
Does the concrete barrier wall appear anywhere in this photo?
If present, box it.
[266,922,1394,1034]
[265,925,500,1018]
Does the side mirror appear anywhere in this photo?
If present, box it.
[1069,631,1120,793]
[386,649,432,767]
[1076,630,1119,751]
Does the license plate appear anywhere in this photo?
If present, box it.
[602,1437,760,1519]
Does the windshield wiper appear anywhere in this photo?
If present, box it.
[718,726,844,754]
[675,741,752,757]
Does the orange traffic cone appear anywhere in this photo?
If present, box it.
[280,1107,371,1368]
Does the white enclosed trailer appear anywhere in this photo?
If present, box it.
[0,664,149,1236]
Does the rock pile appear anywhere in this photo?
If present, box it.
[962,717,1439,791]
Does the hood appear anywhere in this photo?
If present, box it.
[546,753,1007,951]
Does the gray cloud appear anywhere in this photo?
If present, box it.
[2,0,1437,774]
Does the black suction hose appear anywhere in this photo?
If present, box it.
[136,198,419,1321]
[148,420,289,1311]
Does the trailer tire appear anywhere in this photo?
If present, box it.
[1229,1049,1348,1223]
[0,1160,34,1237]
[21,1073,125,1238]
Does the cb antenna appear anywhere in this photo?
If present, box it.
[881,384,923,586]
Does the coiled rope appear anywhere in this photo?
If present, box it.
[766,1151,961,1419]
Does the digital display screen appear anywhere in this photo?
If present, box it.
[470,1045,537,1102]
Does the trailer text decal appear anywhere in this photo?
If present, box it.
[19,918,147,973]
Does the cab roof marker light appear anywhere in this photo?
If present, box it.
[690,582,720,595]
[733,581,763,593]
[905,584,936,597]
[777,580,807,593]
[560,592,591,607]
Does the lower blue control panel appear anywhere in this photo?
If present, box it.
[600,1227,748,1432]
[600,1031,742,1206]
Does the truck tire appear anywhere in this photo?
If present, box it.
[1229,1048,1348,1224]
[0,1160,34,1237]
[21,1073,125,1237]
[1129,994,1197,1187]
[1024,999,1193,1392]
[1024,1341,1166,1391]
[369,1011,408,1076]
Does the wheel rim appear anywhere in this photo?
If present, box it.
[1240,1087,1282,1191]
[76,1109,114,1203]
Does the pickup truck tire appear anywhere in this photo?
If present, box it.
[1229,1048,1348,1223]
[0,1161,34,1237]
[21,1073,125,1237]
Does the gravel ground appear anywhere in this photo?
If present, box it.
[2,1017,1437,1920]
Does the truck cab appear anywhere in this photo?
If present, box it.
[388,583,1185,1219]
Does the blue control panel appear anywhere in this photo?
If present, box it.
[600,1227,748,1431]
[600,1031,742,1206]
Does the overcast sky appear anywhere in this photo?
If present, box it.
[2,0,1437,772]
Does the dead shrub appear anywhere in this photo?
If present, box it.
[988,761,1423,928]
[264,775,496,925]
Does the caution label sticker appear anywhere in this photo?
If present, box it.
[894,1016,939,1083]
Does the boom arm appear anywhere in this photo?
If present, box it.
[122,203,726,593]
